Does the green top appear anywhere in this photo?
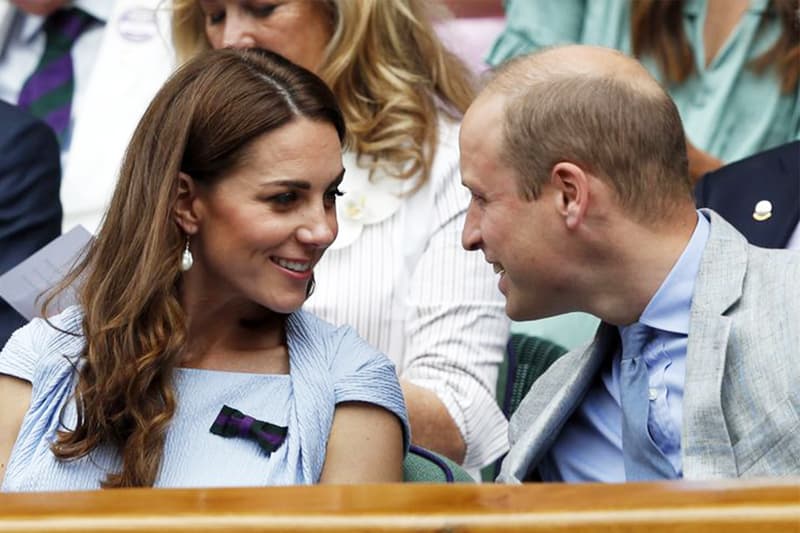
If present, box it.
[487,0,800,164]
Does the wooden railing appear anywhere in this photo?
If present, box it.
[0,478,798,532]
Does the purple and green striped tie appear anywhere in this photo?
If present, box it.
[17,8,96,145]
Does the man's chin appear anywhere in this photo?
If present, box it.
[505,297,559,322]
[505,300,536,322]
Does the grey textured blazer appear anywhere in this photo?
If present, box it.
[499,210,800,483]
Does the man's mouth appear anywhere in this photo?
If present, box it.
[492,262,505,275]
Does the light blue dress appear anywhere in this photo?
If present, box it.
[488,0,800,164]
[0,306,409,491]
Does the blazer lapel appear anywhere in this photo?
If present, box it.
[682,210,747,478]
[0,4,15,42]
[499,323,616,483]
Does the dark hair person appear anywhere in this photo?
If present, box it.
[0,48,408,490]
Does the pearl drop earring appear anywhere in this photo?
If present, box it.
[180,236,194,272]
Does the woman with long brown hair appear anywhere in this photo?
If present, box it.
[0,47,407,490]
[488,0,799,181]
[172,0,510,473]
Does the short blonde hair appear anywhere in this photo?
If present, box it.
[171,0,475,188]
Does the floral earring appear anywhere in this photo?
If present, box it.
[180,235,194,272]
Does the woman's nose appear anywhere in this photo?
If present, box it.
[297,210,337,248]
[221,12,257,49]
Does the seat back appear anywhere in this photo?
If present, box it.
[482,333,569,481]
[403,445,475,482]
[500,334,569,418]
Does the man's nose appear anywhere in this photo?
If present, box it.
[461,205,482,251]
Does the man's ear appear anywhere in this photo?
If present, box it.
[550,162,589,230]
[174,172,201,235]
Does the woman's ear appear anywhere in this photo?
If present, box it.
[174,172,201,235]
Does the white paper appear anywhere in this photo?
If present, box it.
[0,225,93,320]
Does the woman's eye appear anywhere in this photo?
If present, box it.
[205,10,225,25]
[324,188,344,205]
[250,3,277,18]
[270,192,297,206]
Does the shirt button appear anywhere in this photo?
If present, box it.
[648,388,659,401]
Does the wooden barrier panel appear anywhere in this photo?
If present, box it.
[0,478,798,532]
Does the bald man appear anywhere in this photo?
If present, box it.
[460,45,800,483]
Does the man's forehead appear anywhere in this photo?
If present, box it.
[465,92,507,127]
[461,93,507,154]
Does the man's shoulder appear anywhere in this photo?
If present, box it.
[687,228,800,478]
[739,245,800,311]
[695,212,800,311]
[509,339,596,437]
[746,241,800,270]
[0,102,59,191]
[693,215,800,362]
[736,227,800,297]
[0,101,53,143]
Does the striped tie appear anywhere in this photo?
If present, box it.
[17,8,96,145]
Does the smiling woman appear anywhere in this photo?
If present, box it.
[176,119,345,319]
[0,48,408,491]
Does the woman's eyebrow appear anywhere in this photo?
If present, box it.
[260,179,311,190]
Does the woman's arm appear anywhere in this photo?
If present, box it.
[0,375,32,484]
[401,380,466,464]
[319,402,404,483]
[400,121,510,470]
[687,139,724,183]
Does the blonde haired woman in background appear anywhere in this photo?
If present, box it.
[172,0,510,472]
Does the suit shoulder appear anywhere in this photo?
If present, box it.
[0,102,58,153]
[748,245,800,270]
[744,246,800,297]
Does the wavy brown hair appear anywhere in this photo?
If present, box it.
[171,0,475,191]
[43,48,344,488]
[631,0,800,93]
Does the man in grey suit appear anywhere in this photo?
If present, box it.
[460,45,800,482]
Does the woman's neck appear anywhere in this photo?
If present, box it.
[181,301,290,374]
[703,0,750,68]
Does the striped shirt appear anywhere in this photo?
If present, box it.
[304,117,510,470]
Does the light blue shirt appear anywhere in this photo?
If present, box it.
[0,306,410,490]
[540,212,710,482]
[488,0,800,165]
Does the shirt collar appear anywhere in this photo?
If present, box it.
[682,0,703,16]
[638,210,710,335]
[18,0,111,43]
[683,0,768,17]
